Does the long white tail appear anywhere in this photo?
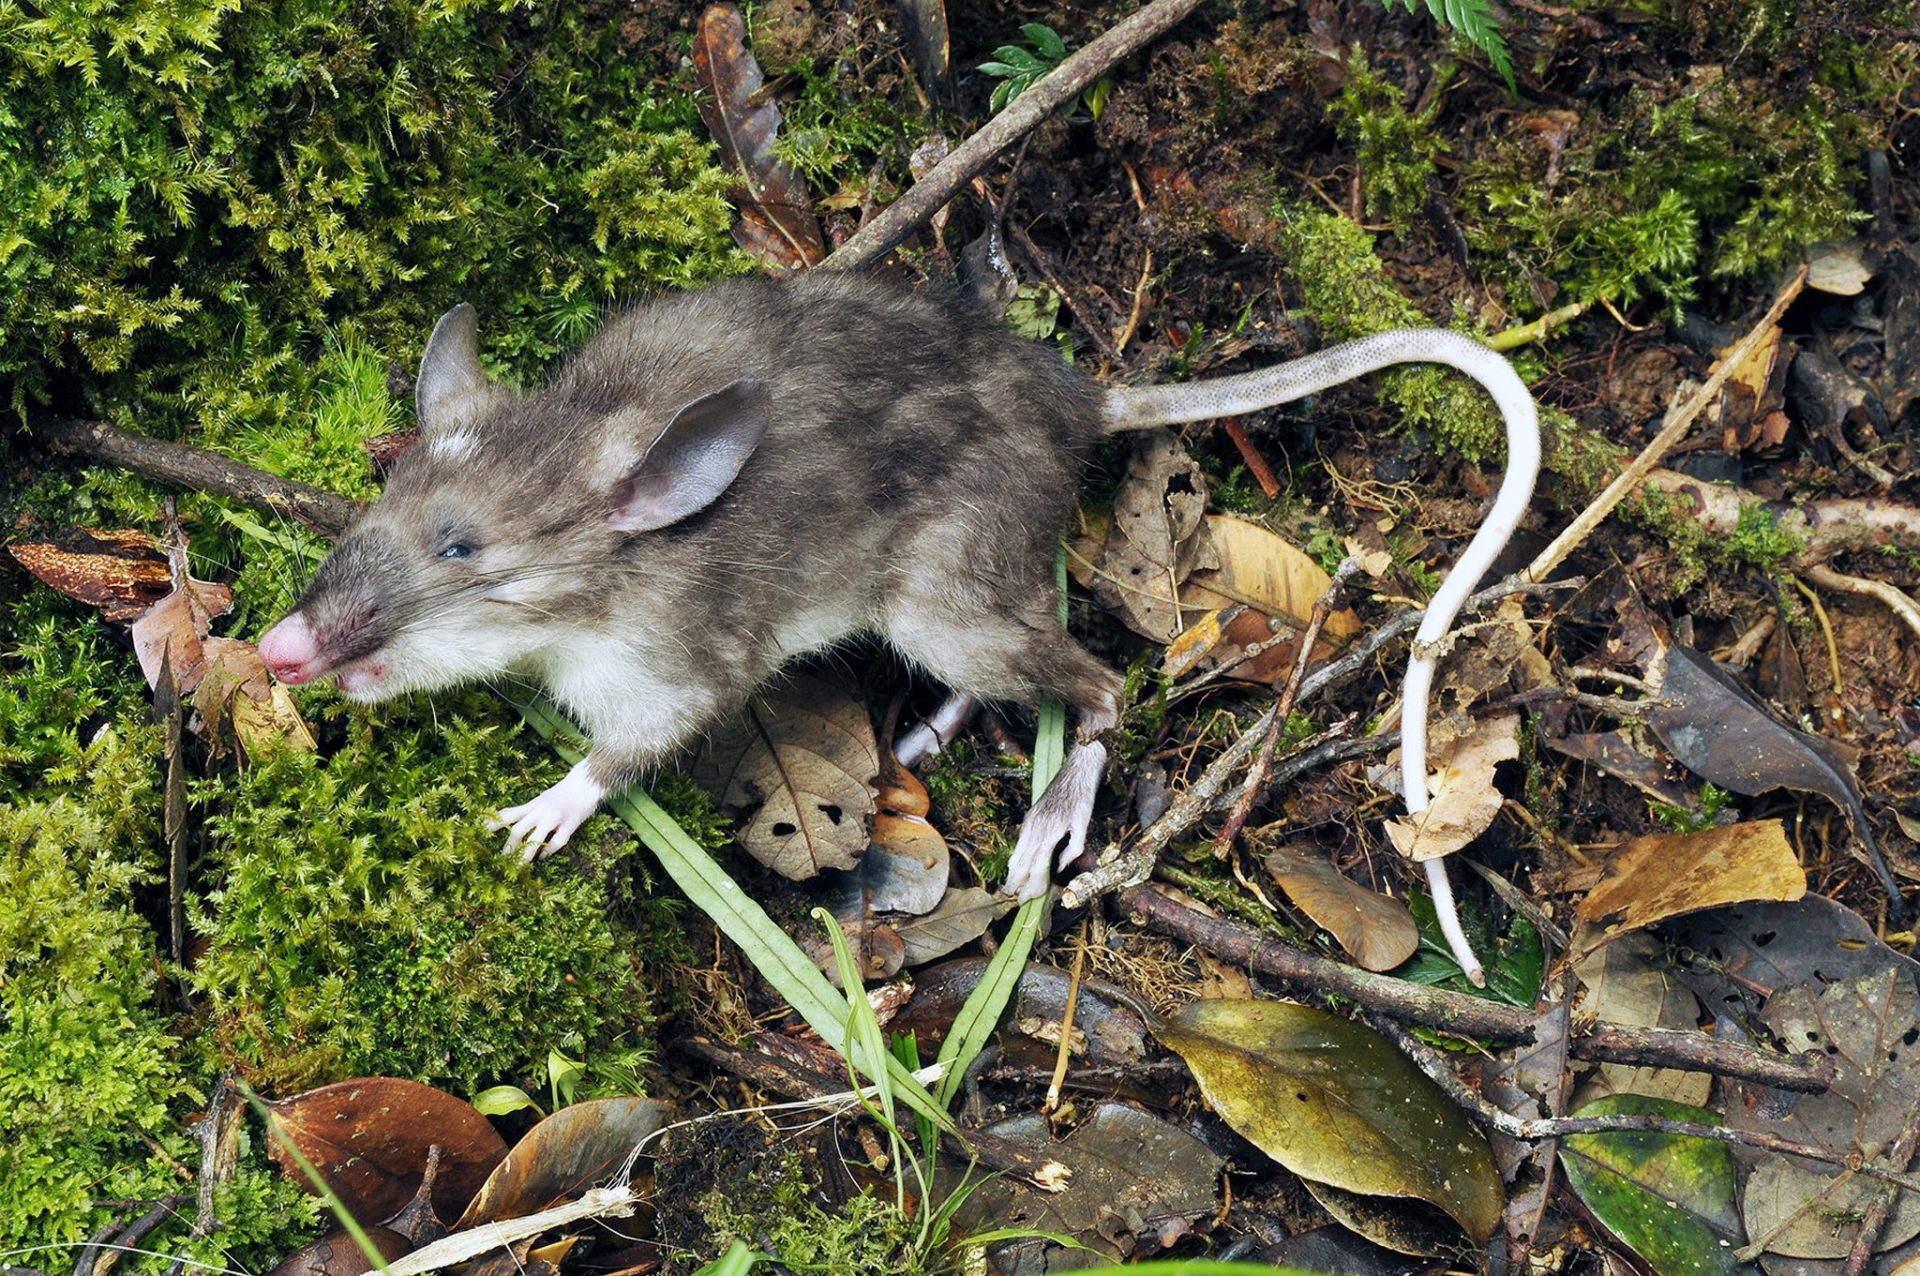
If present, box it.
[1107,329,1542,985]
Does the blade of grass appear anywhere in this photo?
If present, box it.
[508,694,953,1132]
[933,547,1070,1109]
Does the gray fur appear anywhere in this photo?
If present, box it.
[286,272,1118,802]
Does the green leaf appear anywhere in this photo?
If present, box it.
[1157,999,1504,1243]
[470,1085,542,1118]
[1560,1095,1756,1276]
[691,1240,763,1276]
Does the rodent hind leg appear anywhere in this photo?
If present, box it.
[886,602,1122,899]
[895,692,980,768]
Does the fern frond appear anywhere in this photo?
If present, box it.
[1383,0,1515,90]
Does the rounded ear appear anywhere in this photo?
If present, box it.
[416,303,493,432]
[609,380,771,533]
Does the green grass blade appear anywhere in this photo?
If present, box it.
[508,695,953,1132]
[932,547,1071,1109]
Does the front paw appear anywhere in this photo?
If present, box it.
[495,761,606,860]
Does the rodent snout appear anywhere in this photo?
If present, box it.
[259,612,321,683]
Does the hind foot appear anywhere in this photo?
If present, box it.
[1003,738,1108,901]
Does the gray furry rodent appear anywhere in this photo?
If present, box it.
[260,270,1535,900]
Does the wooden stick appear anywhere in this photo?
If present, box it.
[822,0,1209,272]
[29,416,361,538]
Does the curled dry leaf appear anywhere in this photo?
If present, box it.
[851,753,950,913]
[8,526,174,622]
[1263,843,1419,972]
[453,1098,669,1230]
[690,3,825,270]
[1384,712,1520,863]
[195,636,317,757]
[1572,820,1805,958]
[1090,432,1211,642]
[1157,999,1503,1244]
[264,1077,507,1225]
[693,673,879,879]
[1162,517,1357,683]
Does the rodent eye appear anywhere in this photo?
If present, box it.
[438,542,474,560]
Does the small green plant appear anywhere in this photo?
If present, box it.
[1725,503,1806,572]
[1378,0,1513,87]
[978,23,1111,118]
[1328,57,1451,226]
[1651,783,1733,834]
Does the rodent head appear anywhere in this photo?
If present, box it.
[259,303,771,700]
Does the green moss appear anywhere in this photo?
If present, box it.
[1724,502,1806,571]
[700,1151,924,1275]
[1326,56,1449,228]
[190,689,656,1094]
[1274,208,1505,461]
[1467,84,1865,316]
[2,0,744,435]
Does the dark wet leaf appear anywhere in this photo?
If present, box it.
[1156,999,1503,1243]
[1560,1095,1756,1276]
[1253,1225,1411,1274]
[8,526,174,622]
[1300,1179,1473,1260]
[690,3,825,270]
[454,1098,669,1229]
[957,1101,1223,1268]
[692,672,878,879]
[894,0,948,93]
[1671,895,1920,1026]
[1263,843,1420,972]
[1734,966,1920,1259]
[1647,645,1897,909]
[893,886,1016,965]
[267,1227,412,1276]
[264,1077,507,1225]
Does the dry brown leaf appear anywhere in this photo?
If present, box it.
[1183,515,1360,638]
[8,527,175,623]
[194,636,317,758]
[1571,820,1805,956]
[1384,712,1520,863]
[692,673,879,879]
[1806,240,1872,296]
[130,555,236,695]
[690,3,825,270]
[1090,433,1211,642]
[855,753,950,913]
[1264,843,1420,972]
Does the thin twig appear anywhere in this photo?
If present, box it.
[822,0,1209,271]
[28,416,361,537]
[1524,266,1808,584]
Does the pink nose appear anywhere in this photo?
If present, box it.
[259,613,320,683]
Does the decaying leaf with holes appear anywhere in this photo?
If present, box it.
[692,673,880,878]
[1384,712,1520,863]
[1089,432,1213,642]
